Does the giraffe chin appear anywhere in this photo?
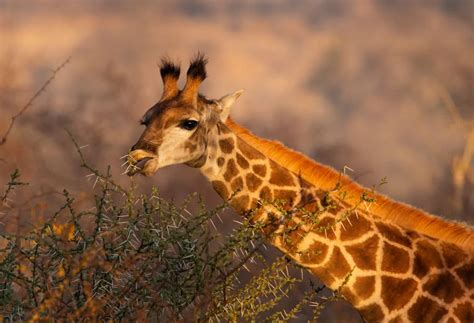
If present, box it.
[138,158,159,177]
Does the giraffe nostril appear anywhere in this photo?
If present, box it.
[131,142,157,154]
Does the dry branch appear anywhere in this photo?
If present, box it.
[0,57,71,146]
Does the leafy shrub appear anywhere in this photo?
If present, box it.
[0,142,340,321]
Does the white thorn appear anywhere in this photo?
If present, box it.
[210,219,217,231]
[340,221,346,231]
[343,165,354,174]
[93,176,99,189]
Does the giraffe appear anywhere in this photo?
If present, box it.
[127,55,474,322]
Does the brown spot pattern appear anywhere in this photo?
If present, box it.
[455,260,474,289]
[408,297,448,322]
[353,276,375,300]
[412,239,443,278]
[454,302,474,322]
[269,162,295,186]
[375,222,412,248]
[217,157,225,167]
[246,173,262,192]
[406,230,420,240]
[237,140,265,160]
[345,235,379,271]
[340,214,372,241]
[231,195,250,214]
[212,181,228,199]
[381,276,417,311]
[325,246,351,279]
[236,153,249,169]
[323,196,344,215]
[310,267,335,287]
[314,216,336,240]
[382,241,410,273]
[341,286,358,305]
[273,189,297,205]
[359,303,384,323]
[259,186,272,201]
[253,164,267,177]
[219,138,234,153]
[223,159,238,181]
[422,272,464,304]
[280,220,306,253]
[231,177,243,192]
[441,242,467,268]
[299,240,328,264]
[388,316,403,323]
[301,200,319,213]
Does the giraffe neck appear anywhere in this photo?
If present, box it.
[199,122,474,322]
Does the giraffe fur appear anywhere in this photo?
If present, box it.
[127,55,474,322]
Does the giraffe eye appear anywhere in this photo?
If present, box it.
[180,119,199,131]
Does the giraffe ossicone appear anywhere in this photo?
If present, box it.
[127,55,474,322]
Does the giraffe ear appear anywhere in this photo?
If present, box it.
[217,89,244,122]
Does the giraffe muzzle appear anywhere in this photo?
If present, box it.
[127,150,159,177]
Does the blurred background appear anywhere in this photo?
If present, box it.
[1,0,473,321]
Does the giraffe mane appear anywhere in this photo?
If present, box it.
[226,118,474,252]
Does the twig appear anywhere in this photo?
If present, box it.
[218,241,264,284]
[66,129,128,195]
[0,57,71,146]
[1,169,28,203]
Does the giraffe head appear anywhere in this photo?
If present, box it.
[127,55,243,176]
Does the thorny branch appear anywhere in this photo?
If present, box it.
[0,133,360,321]
[1,168,28,203]
[0,57,71,147]
[66,129,128,195]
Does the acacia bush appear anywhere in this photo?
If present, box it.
[0,141,341,322]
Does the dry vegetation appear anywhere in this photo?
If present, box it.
[0,136,353,321]
[0,0,473,321]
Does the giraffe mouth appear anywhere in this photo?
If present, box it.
[127,150,159,177]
